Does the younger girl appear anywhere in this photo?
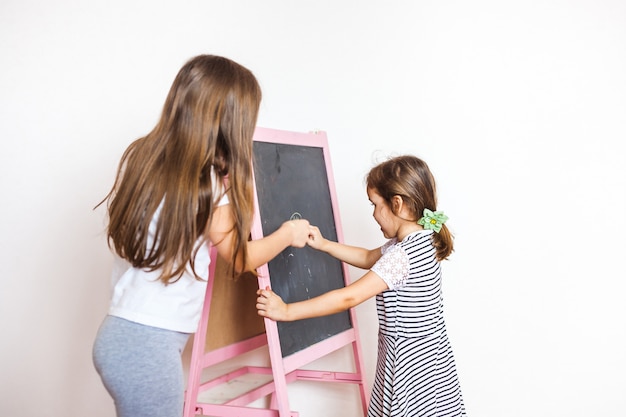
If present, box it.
[93,55,311,417]
[256,155,466,417]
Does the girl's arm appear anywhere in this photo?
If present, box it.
[256,270,387,321]
[246,220,310,269]
[308,225,382,269]
[207,204,311,272]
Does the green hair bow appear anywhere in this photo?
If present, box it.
[417,208,448,233]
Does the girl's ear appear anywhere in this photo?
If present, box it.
[391,195,403,214]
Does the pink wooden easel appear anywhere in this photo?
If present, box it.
[183,128,369,417]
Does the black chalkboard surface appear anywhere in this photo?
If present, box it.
[253,140,352,358]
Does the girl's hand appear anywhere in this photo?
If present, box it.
[282,219,311,248]
[307,225,327,250]
[256,287,288,321]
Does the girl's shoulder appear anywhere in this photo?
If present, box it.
[395,230,436,258]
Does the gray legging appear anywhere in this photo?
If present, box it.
[93,316,191,417]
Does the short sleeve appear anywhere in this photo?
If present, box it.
[371,243,409,290]
[380,238,397,255]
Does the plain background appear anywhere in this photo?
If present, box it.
[1,1,625,416]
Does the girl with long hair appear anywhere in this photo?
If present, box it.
[93,55,311,417]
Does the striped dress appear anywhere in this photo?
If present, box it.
[369,230,466,417]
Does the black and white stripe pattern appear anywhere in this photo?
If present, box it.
[368,231,466,417]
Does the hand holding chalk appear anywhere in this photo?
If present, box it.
[282,218,311,248]
[307,225,328,251]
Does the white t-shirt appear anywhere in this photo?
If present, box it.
[108,184,229,333]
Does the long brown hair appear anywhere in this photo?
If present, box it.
[99,55,261,283]
[366,155,454,261]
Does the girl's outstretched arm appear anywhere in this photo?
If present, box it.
[308,225,381,270]
[256,270,387,321]
[246,219,310,268]
[207,204,311,273]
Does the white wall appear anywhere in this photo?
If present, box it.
[1,1,625,416]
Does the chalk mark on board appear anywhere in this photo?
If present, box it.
[290,212,302,220]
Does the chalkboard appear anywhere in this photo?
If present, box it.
[253,140,352,358]
[185,129,368,417]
